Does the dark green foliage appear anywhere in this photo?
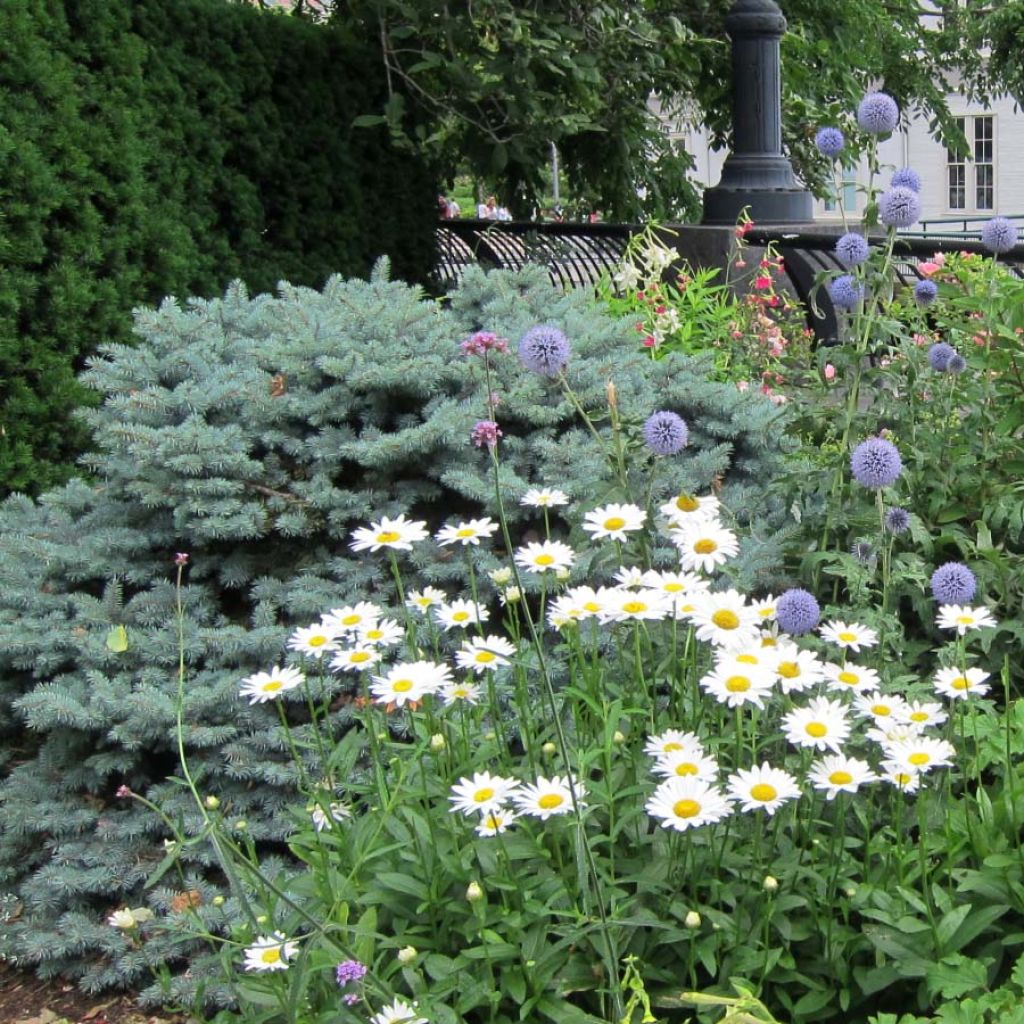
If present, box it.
[0,0,436,497]
[0,265,792,994]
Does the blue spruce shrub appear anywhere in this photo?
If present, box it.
[0,261,795,996]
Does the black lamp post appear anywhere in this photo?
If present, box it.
[701,0,813,225]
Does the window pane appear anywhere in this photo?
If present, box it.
[948,165,965,210]
[976,164,993,209]
[947,116,967,161]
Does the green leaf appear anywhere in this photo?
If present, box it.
[925,954,988,1000]
[105,625,129,652]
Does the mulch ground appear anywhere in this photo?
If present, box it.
[0,964,192,1024]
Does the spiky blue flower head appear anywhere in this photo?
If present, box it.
[857,91,900,134]
[775,588,821,636]
[884,507,911,534]
[947,353,967,374]
[980,216,1019,254]
[930,561,977,604]
[643,410,688,455]
[878,187,922,228]
[828,274,863,310]
[850,436,902,489]
[914,279,938,305]
[891,168,922,192]
[927,342,956,371]
[835,232,870,267]
[815,127,846,158]
[851,540,877,565]
[518,324,570,376]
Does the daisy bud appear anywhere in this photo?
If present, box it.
[256,915,269,925]
[844,886,857,898]
[684,911,701,930]
[397,946,418,964]
[612,730,626,745]
[466,881,484,903]
[503,586,522,603]
[212,895,225,906]
[542,742,557,756]
[762,875,779,893]
[234,820,248,831]
[556,568,571,582]
[489,567,513,586]
[430,733,446,752]
[204,795,220,810]
[606,378,618,410]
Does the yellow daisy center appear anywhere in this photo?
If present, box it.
[838,671,859,685]
[538,793,564,810]
[473,787,495,803]
[725,675,750,693]
[663,741,683,752]
[453,611,470,622]
[672,799,701,818]
[736,654,758,664]
[837,631,857,643]
[622,601,647,614]
[761,636,778,647]
[603,516,626,531]
[263,680,283,692]
[778,662,800,678]
[674,762,698,776]
[871,704,891,716]
[350,652,371,663]
[308,636,327,647]
[694,538,718,555]
[894,772,914,786]
[664,582,684,593]
[364,630,382,640]
[951,676,971,690]
[376,530,401,544]
[676,495,700,512]
[909,752,930,766]
[956,615,974,625]
[342,614,361,625]
[828,771,853,786]
[456,527,475,538]
[392,679,414,693]
[712,609,740,630]
[260,948,282,965]
[535,554,555,566]
[583,601,601,612]
[475,651,497,663]
[750,783,777,802]
[805,722,827,738]
[910,711,929,722]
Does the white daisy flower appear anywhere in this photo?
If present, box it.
[688,589,761,648]
[514,540,575,573]
[349,514,428,553]
[807,755,876,800]
[936,604,998,636]
[107,908,140,930]
[883,736,956,773]
[782,696,851,752]
[370,998,428,1024]
[651,749,720,782]
[933,666,991,700]
[716,646,781,677]
[439,679,482,705]
[287,623,341,659]
[513,775,583,820]
[455,635,517,674]
[727,763,801,816]
[600,587,670,623]
[370,660,452,708]
[819,621,879,652]
[358,618,403,647]
[700,662,776,709]
[822,661,882,695]
[659,492,721,528]
[449,772,521,815]
[879,762,923,794]
[672,521,740,574]
[405,586,446,614]
[435,598,490,631]
[751,595,778,622]
[614,565,647,589]
[866,722,924,747]
[644,729,704,760]
[582,502,647,542]
[899,700,948,728]
[773,644,827,693]
[243,932,298,973]
[435,517,499,547]
[547,585,609,625]
[239,665,305,704]
[320,602,382,634]
[311,802,351,831]
[853,691,908,723]
[329,645,382,673]
[475,806,519,836]
[640,569,709,602]
[646,777,734,831]
[488,567,513,587]
[521,487,569,508]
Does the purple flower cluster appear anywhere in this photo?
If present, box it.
[891,168,922,193]
[336,959,367,1007]
[471,420,502,449]
[930,562,977,604]
[857,92,900,134]
[927,342,956,371]
[828,275,863,311]
[850,437,902,489]
[643,411,688,455]
[775,588,821,636]
[884,507,911,534]
[815,127,845,159]
[878,187,921,228]
[980,216,1019,254]
[518,325,571,376]
[914,279,938,305]
[835,233,870,267]
[461,331,509,357]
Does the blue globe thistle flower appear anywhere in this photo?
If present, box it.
[857,91,900,134]
[643,410,688,455]
[776,588,821,635]
[815,127,846,158]
[835,232,870,267]
[914,279,938,305]
[828,274,863,311]
[947,353,967,374]
[930,561,977,604]
[891,168,922,192]
[884,507,911,534]
[980,216,1019,254]
[850,437,902,489]
[851,540,877,566]
[927,342,956,371]
[518,325,571,376]
[878,187,922,228]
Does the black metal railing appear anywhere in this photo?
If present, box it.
[914,213,1024,240]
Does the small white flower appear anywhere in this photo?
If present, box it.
[435,517,499,547]
[108,908,150,930]
[439,679,482,705]
[880,762,923,794]
[370,661,452,708]
[405,586,446,614]
[475,806,519,836]
[644,729,704,760]
[672,522,739,574]
[700,662,776,709]
[243,932,298,973]
[358,618,403,647]
[807,755,876,800]
[614,565,647,589]
[513,775,582,820]
[613,262,643,291]
[727,763,801,816]
[329,645,382,673]
[659,492,721,528]
[582,502,647,542]
[435,598,490,631]
[782,696,851,752]
[311,802,351,831]
[819,621,878,652]
[488,567,514,586]
[640,569,709,602]
[455,635,517,674]
[646,777,734,831]
[651,749,720,782]
[370,998,427,1024]
[853,691,908,723]
[239,665,304,704]
[449,772,521,815]
[547,585,609,625]
[350,514,428,553]
[899,700,948,728]
[822,661,882,694]
[884,736,956,773]
[287,624,341,659]
[521,487,569,508]
[935,604,998,636]
[514,540,575,573]
[600,587,670,623]
[688,589,761,649]
[866,722,924,747]
[320,602,382,633]
[933,666,991,700]
[773,643,826,694]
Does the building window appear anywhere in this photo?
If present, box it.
[824,169,858,214]
[947,114,995,212]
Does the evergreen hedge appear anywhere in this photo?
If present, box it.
[0,0,436,496]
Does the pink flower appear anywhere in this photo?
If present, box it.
[471,420,502,448]
[174,552,190,566]
[917,261,941,277]
[736,380,750,392]
[734,259,747,269]
[461,331,509,356]
[116,785,133,799]
[824,363,836,381]
[753,276,772,290]
[931,252,946,267]
[642,334,657,348]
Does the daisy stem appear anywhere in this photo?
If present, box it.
[633,624,653,732]
[465,554,484,638]
[174,563,210,823]
[916,791,942,954]
[276,703,311,793]
[301,674,332,788]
